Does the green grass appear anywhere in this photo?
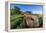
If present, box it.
[10,14,24,29]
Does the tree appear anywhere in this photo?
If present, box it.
[25,11,32,14]
[10,6,21,15]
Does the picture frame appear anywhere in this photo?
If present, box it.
[5,1,45,32]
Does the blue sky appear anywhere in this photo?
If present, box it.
[10,4,43,14]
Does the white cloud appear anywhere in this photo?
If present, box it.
[32,11,42,14]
